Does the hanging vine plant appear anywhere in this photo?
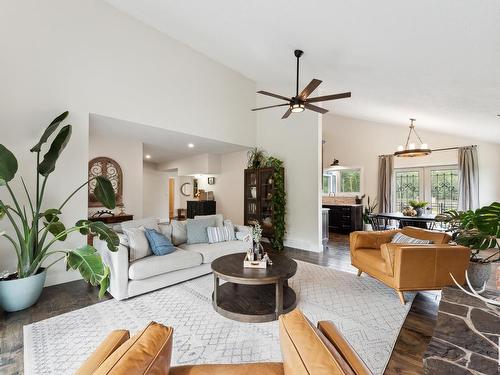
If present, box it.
[265,156,286,251]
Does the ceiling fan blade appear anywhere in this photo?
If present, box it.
[304,103,328,114]
[251,103,289,111]
[257,90,291,102]
[281,107,292,119]
[299,79,322,100]
[306,92,351,103]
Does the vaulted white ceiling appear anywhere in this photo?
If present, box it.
[104,0,500,143]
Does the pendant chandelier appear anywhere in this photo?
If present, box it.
[394,118,431,157]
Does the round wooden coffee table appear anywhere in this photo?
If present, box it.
[211,253,297,323]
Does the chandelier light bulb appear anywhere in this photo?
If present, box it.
[397,145,404,152]
[409,143,416,150]
[421,143,428,149]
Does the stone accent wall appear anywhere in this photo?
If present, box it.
[424,287,499,375]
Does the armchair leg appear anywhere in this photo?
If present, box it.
[357,269,362,277]
[396,291,406,305]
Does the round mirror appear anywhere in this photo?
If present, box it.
[180,182,192,197]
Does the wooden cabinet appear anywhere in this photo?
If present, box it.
[187,200,216,219]
[322,205,363,234]
[244,168,284,238]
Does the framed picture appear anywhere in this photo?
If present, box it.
[208,177,215,185]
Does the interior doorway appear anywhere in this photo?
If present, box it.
[169,178,175,220]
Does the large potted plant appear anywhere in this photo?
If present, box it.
[436,202,499,288]
[0,111,119,312]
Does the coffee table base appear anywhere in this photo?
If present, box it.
[212,282,297,323]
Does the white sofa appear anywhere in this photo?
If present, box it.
[95,217,252,300]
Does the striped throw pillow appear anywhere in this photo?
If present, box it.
[391,232,433,244]
[207,226,231,244]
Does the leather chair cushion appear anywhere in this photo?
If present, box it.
[352,249,386,275]
[279,309,350,375]
[401,226,450,244]
[170,363,284,375]
[75,330,130,375]
[94,322,173,375]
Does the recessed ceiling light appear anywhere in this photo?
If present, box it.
[188,143,195,148]
[145,154,151,159]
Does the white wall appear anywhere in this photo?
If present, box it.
[0,0,256,286]
[323,114,500,206]
[89,129,143,218]
[256,92,323,252]
[159,153,221,176]
[143,162,170,222]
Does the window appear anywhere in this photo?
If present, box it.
[323,168,360,195]
[394,166,459,214]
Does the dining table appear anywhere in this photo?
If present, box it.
[369,212,437,230]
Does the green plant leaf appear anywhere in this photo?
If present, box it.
[30,111,69,152]
[38,125,72,177]
[40,208,61,223]
[0,144,18,183]
[66,245,110,298]
[75,220,119,251]
[94,176,116,209]
[0,205,5,220]
[45,221,66,241]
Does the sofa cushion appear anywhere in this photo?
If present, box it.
[279,309,350,375]
[178,240,252,264]
[123,227,152,262]
[391,232,432,245]
[120,217,159,232]
[186,217,217,244]
[171,220,187,246]
[158,222,173,241]
[94,322,172,375]
[194,214,224,227]
[144,228,176,256]
[223,219,236,240]
[129,249,202,280]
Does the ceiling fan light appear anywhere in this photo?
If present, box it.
[397,145,404,152]
[421,143,428,149]
[291,103,305,113]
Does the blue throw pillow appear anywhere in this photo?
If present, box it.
[144,228,176,256]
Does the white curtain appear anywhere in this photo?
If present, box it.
[377,155,394,213]
[458,146,479,211]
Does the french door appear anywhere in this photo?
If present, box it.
[394,166,459,214]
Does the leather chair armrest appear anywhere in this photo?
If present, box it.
[391,244,471,288]
[317,321,372,375]
[350,230,398,253]
[75,330,130,375]
[170,363,284,375]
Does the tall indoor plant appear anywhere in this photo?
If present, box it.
[436,202,499,287]
[0,111,119,312]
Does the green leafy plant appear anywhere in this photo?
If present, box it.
[265,156,286,251]
[363,196,378,224]
[408,200,428,209]
[247,147,267,169]
[0,111,118,297]
[436,202,500,263]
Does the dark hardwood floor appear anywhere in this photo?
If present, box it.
[0,233,457,374]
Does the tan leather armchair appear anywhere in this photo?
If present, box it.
[75,309,372,375]
[350,226,470,304]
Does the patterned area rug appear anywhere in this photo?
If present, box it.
[24,261,414,374]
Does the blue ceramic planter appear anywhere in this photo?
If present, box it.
[0,268,46,312]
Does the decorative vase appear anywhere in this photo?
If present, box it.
[0,268,46,312]
[250,187,257,199]
[253,242,263,261]
[415,208,424,216]
[363,223,373,231]
[467,261,491,289]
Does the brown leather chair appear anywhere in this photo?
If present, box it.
[350,226,470,304]
[75,309,372,375]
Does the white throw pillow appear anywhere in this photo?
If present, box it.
[123,227,152,262]
[158,223,173,241]
[223,219,236,240]
[171,220,188,246]
[207,226,231,244]
[194,214,224,227]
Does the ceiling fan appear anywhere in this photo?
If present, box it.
[252,50,351,119]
